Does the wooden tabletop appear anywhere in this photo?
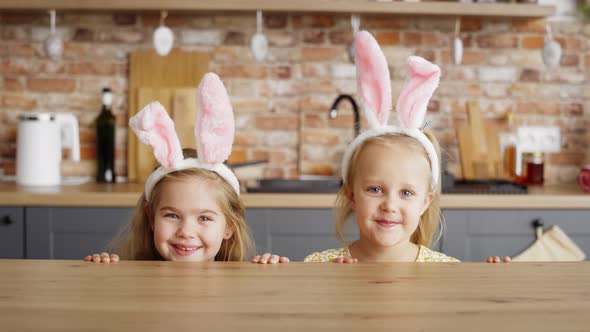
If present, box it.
[0,260,589,331]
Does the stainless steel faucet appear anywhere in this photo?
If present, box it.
[329,94,360,138]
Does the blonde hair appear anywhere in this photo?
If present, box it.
[109,150,254,261]
[335,130,443,248]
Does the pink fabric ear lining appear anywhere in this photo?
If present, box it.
[354,30,392,127]
[197,72,235,164]
[396,56,441,129]
[129,101,183,168]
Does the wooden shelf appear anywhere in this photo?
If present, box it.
[0,0,555,18]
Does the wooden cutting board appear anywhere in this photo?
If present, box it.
[172,88,198,149]
[457,125,475,179]
[128,49,208,182]
[456,101,504,180]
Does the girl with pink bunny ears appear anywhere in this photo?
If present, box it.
[305,31,458,263]
[84,73,288,264]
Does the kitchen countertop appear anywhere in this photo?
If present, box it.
[0,182,588,209]
[0,260,588,331]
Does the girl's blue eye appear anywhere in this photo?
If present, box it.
[367,187,382,194]
[401,190,414,197]
[165,213,180,219]
[199,215,213,222]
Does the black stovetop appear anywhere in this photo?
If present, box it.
[442,179,528,195]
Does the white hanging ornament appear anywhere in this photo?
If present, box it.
[153,11,174,56]
[542,24,562,68]
[44,10,63,61]
[250,10,268,62]
[452,17,463,65]
[348,14,360,63]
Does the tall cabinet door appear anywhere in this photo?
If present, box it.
[26,207,133,259]
[0,207,24,259]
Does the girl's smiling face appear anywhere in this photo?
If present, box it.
[151,176,233,262]
[349,141,434,250]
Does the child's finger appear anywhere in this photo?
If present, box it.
[251,255,261,263]
[503,256,511,263]
[486,257,493,263]
[259,253,271,264]
[92,254,101,263]
[269,255,279,264]
[332,257,344,263]
[83,255,92,262]
[493,256,501,263]
[279,256,290,263]
[100,252,110,263]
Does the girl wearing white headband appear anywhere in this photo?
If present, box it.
[305,31,458,263]
[85,73,288,264]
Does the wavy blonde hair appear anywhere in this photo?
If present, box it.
[109,151,254,261]
[335,130,443,248]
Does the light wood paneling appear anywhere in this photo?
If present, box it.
[0,0,555,17]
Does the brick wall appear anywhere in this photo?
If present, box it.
[1,12,588,184]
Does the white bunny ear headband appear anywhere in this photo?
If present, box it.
[342,31,441,190]
[129,72,239,200]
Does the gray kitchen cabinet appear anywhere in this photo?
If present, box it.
[246,209,271,255]
[441,209,590,262]
[246,208,446,261]
[0,207,25,259]
[247,208,358,261]
[26,207,133,259]
[8,205,590,262]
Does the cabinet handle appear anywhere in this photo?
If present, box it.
[1,216,13,225]
[532,218,544,229]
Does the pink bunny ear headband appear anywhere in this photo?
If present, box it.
[129,72,239,200]
[342,31,441,190]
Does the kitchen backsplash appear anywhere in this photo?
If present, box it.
[0,12,588,184]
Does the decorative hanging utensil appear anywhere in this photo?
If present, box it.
[542,23,562,68]
[250,10,268,62]
[44,10,63,61]
[348,14,360,63]
[153,10,174,56]
[452,17,463,65]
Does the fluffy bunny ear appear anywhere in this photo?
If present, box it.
[396,56,441,129]
[196,72,234,164]
[354,30,392,128]
[129,101,183,168]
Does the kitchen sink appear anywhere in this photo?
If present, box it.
[246,177,343,193]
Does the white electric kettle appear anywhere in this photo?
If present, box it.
[16,112,80,186]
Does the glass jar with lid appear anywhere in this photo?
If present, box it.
[526,152,544,185]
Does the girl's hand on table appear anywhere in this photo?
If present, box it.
[84,252,120,263]
[251,253,290,264]
[486,256,511,263]
[331,257,358,264]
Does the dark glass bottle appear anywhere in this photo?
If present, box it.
[96,87,116,183]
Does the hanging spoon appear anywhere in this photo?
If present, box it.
[348,14,360,63]
[250,10,268,62]
[44,10,63,61]
[153,10,174,56]
[542,23,561,68]
[452,17,463,65]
